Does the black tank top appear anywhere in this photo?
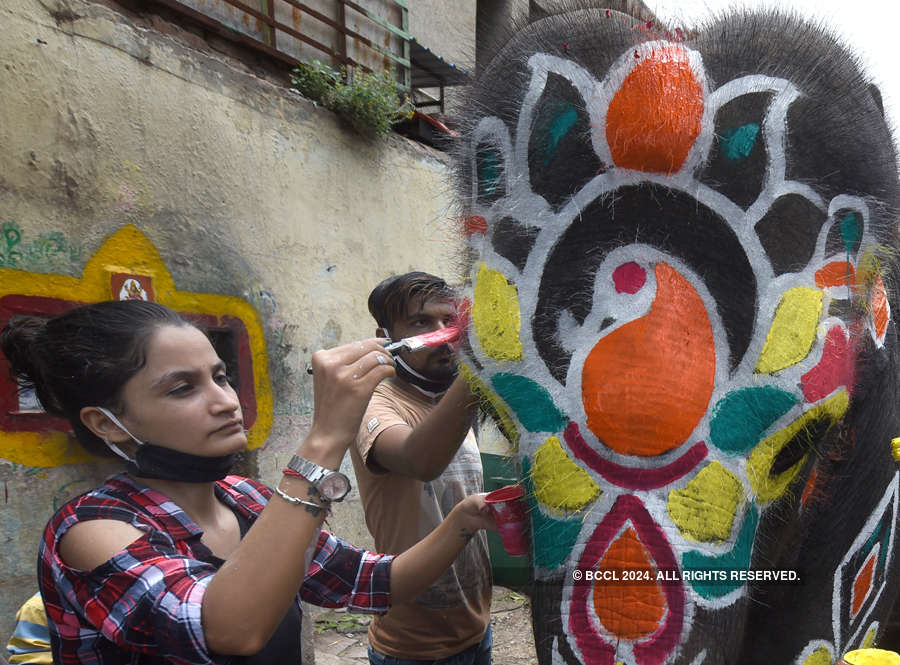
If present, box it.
[207,510,303,664]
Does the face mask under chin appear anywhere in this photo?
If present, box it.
[129,444,238,482]
[393,356,457,398]
[96,407,238,483]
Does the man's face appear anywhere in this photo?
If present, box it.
[390,295,457,381]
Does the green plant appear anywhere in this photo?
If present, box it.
[290,59,340,102]
[290,60,413,139]
[500,590,528,605]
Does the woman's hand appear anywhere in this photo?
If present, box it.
[302,338,394,468]
[450,493,497,541]
[389,492,497,604]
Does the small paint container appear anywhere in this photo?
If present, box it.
[484,485,529,557]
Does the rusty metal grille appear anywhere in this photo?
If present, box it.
[152,0,411,88]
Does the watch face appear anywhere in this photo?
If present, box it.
[320,472,351,501]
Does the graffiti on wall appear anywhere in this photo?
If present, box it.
[0,224,273,468]
[459,11,900,665]
[0,221,83,272]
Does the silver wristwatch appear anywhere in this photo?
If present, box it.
[286,455,351,502]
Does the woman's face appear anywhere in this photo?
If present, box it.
[112,324,246,456]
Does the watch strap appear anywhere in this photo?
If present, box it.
[284,455,351,502]
[286,455,329,484]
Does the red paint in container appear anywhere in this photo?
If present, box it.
[484,485,530,556]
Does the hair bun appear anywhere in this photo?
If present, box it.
[1,315,49,397]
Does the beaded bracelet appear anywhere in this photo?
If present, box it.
[273,486,329,516]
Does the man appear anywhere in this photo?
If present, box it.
[351,272,492,665]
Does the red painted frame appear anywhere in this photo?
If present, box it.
[0,295,258,434]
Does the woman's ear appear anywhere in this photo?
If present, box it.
[79,406,130,443]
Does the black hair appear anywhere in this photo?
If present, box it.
[0,300,190,457]
[367,272,456,332]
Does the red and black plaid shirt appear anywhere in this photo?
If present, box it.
[38,474,393,665]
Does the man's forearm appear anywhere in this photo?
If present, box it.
[403,376,478,479]
[371,375,478,481]
[389,504,477,603]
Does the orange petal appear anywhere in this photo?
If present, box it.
[463,215,488,236]
[873,277,889,340]
[606,45,704,174]
[814,262,856,289]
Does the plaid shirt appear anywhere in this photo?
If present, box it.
[38,474,393,665]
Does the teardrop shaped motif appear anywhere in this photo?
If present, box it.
[582,262,715,457]
[593,528,666,639]
[606,45,704,174]
[570,495,685,665]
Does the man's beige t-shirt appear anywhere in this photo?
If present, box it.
[351,378,492,660]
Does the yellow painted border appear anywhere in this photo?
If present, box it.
[747,390,849,503]
[0,225,273,467]
[458,362,519,449]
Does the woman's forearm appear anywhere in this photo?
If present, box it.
[201,470,326,655]
[389,507,476,604]
[200,339,394,655]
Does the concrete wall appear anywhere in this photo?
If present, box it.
[407,0,476,114]
[408,0,476,67]
[0,0,468,644]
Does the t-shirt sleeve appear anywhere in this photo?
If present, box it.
[44,522,222,665]
[355,388,412,473]
[299,530,393,614]
[7,593,52,665]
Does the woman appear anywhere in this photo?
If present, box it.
[1,300,494,664]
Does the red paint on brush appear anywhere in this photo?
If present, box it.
[411,324,464,348]
[389,299,472,352]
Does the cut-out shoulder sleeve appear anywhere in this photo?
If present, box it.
[38,476,238,665]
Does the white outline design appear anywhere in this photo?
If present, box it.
[832,473,898,653]
[464,40,893,665]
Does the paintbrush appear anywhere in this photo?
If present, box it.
[306,302,470,373]
[383,324,464,355]
[384,299,471,355]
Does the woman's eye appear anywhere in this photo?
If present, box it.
[169,384,193,396]
[214,373,230,385]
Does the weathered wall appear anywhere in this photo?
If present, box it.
[407,0,476,113]
[408,0,476,66]
[0,0,465,643]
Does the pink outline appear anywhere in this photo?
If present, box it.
[570,495,685,665]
